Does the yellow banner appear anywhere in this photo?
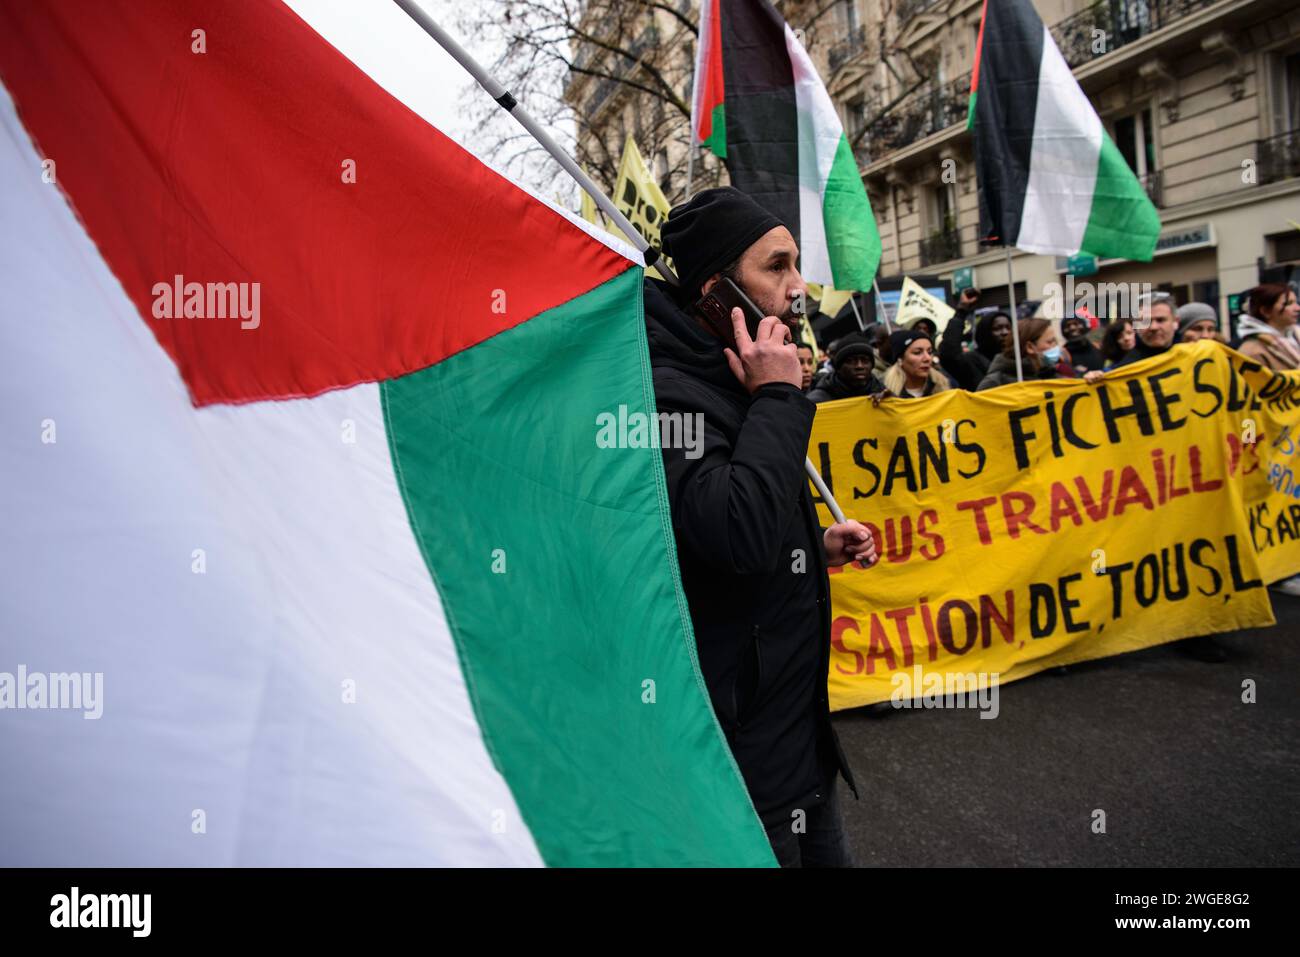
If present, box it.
[809,340,1300,710]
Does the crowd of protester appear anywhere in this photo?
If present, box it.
[798,280,1300,661]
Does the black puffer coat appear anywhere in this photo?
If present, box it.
[643,277,857,826]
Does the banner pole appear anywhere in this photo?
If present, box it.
[1005,245,1024,382]
[390,0,677,286]
[805,460,846,525]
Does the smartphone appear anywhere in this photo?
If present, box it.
[694,277,767,345]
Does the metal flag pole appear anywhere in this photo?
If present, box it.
[848,295,865,332]
[390,0,677,286]
[685,143,696,201]
[391,0,854,524]
[1005,245,1024,382]
[872,280,892,332]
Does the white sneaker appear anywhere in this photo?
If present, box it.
[1270,573,1300,597]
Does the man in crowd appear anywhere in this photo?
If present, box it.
[937,288,1012,391]
[644,187,877,866]
[1061,312,1105,372]
[1113,293,1177,367]
[806,332,884,403]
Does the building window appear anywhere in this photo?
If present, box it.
[1111,106,1160,204]
[845,96,867,142]
[919,182,960,265]
[1113,107,1154,176]
[838,0,859,34]
[1269,49,1300,135]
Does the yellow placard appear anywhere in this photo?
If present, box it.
[895,276,956,332]
[808,340,1300,710]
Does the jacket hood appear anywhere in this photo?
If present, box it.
[643,277,744,395]
[972,312,1008,359]
[1236,314,1284,341]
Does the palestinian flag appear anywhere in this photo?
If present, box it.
[0,0,773,867]
[689,0,881,290]
[968,0,1160,260]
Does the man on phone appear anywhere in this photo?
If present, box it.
[644,187,876,867]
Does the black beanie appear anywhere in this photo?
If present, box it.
[832,333,874,368]
[889,328,932,362]
[660,187,784,297]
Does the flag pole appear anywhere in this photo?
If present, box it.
[391,0,856,524]
[684,140,696,201]
[1005,245,1024,382]
[390,0,677,286]
[872,280,892,332]
[848,295,865,332]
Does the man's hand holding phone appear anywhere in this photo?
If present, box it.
[724,307,801,394]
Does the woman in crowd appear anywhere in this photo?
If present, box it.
[1100,318,1136,369]
[1236,283,1300,372]
[977,318,1104,390]
[881,328,952,399]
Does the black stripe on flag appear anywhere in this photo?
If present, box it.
[719,0,800,245]
[974,0,1044,247]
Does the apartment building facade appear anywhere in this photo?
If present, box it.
[565,0,1300,325]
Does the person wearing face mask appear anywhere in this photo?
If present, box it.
[976,319,1104,390]
[937,288,1014,392]
[1060,312,1105,373]
[880,328,951,399]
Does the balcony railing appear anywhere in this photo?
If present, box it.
[828,25,867,71]
[854,76,970,163]
[1140,169,1162,207]
[1257,130,1300,186]
[1050,0,1219,69]
[919,229,962,267]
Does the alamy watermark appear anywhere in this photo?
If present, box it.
[0,665,103,719]
[889,666,1000,719]
[1040,276,1153,326]
[151,274,260,329]
[50,887,150,937]
[596,405,704,459]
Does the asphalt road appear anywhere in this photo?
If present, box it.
[831,590,1300,867]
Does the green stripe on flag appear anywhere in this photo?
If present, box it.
[823,134,882,291]
[703,102,727,158]
[381,267,775,867]
[1080,131,1160,262]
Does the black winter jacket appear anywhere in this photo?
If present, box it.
[1064,337,1106,373]
[643,277,857,825]
[806,369,886,404]
[1112,338,1172,368]
[937,307,1001,391]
